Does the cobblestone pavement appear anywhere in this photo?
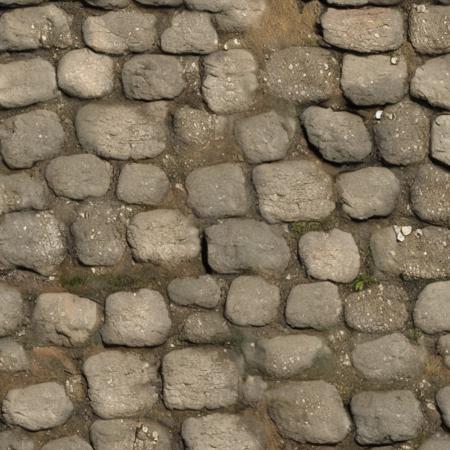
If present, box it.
[0,0,449,449]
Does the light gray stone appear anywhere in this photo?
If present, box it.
[0,430,34,450]
[438,335,450,368]
[432,115,450,166]
[342,54,408,106]
[41,436,92,450]
[253,160,335,223]
[181,311,231,344]
[0,339,29,371]
[436,386,450,428]
[419,433,450,450]
[167,275,221,309]
[2,382,73,431]
[0,284,23,337]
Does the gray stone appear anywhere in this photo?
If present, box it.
[33,292,101,347]
[181,311,231,344]
[45,154,112,200]
[161,11,218,54]
[342,54,408,106]
[327,0,400,5]
[352,333,426,381]
[57,49,114,99]
[83,11,157,55]
[225,275,280,326]
[411,55,450,110]
[76,102,168,160]
[411,164,450,226]
[432,115,450,166]
[117,163,170,206]
[0,430,34,450]
[167,275,221,308]
[0,58,57,108]
[182,413,265,450]
[337,167,400,220]
[0,338,29,371]
[83,350,159,419]
[241,375,267,404]
[122,55,185,101]
[41,436,92,450]
[253,160,335,223]
[205,219,290,274]
[351,390,424,445]
[235,110,297,164]
[102,288,171,347]
[0,284,23,337]
[438,335,450,368]
[0,211,66,275]
[90,419,172,450]
[265,46,340,105]
[162,347,240,410]
[410,6,450,55]
[321,8,404,53]
[414,281,450,334]
[85,0,129,9]
[186,163,250,218]
[267,381,351,444]
[202,49,258,114]
[298,229,360,283]
[0,110,64,169]
[127,209,200,265]
[2,382,73,431]
[136,0,181,5]
[345,284,409,333]
[436,386,450,428]
[374,99,430,166]
[0,5,72,51]
[419,433,450,450]
[302,106,372,163]
[370,226,450,279]
[286,282,342,330]
[245,334,331,378]
[173,105,227,146]
[0,0,43,5]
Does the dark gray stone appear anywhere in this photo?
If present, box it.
[0,284,24,337]
[181,311,231,344]
[167,275,221,309]
[432,115,450,166]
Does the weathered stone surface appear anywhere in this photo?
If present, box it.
[33,293,100,347]
[253,160,334,223]
[136,0,181,5]
[45,154,112,200]
[182,413,265,450]
[436,386,450,428]
[337,167,400,220]
[241,375,267,404]
[186,163,250,218]
[83,351,159,419]
[168,275,221,309]
[161,11,218,54]
[0,430,34,450]
[41,436,93,450]
[374,100,430,166]
[432,115,450,166]
[351,390,423,445]
[327,0,400,6]
[439,335,450,368]
[0,5,72,51]
[85,0,129,9]
[0,58,57,108]
[419,433,450,450]
[414,281,450,334]
[102,289,171,347]
[267,381,351,444]
[0,284,23,337]
[410,6,450,55]
[90,419,172,450]
[411,55,450,110]
[0,211,66,275]
[205,219,290,274]
[345,284,409,333]
[117,163,170,206]
[0,338,29,371]
[342,54,408,106]
[245,334,331,378]
[2,382,73,431]
[202,49,258,114]
[83,11,157,55]
[225,276,280,326]
[162,347,240,410]
[127,210,200,265]
[352,333,426,381]
[321,8,404,53]
[370,226,450,279]
[57,49,114,99]
[302,106,372,163]
[0,0,43,5]
[298,229,360,283]
[265,46,340,105]
[235,110,297,164]
[122,55,185,101]
[411,164,450,226]
[286,282,342,330]
[76,102,168,160]
[182,311,231,344]
[0,110,64,169]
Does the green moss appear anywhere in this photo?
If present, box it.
[289,221,322,236]
[352,274,377,292]
[405,328,423,343]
